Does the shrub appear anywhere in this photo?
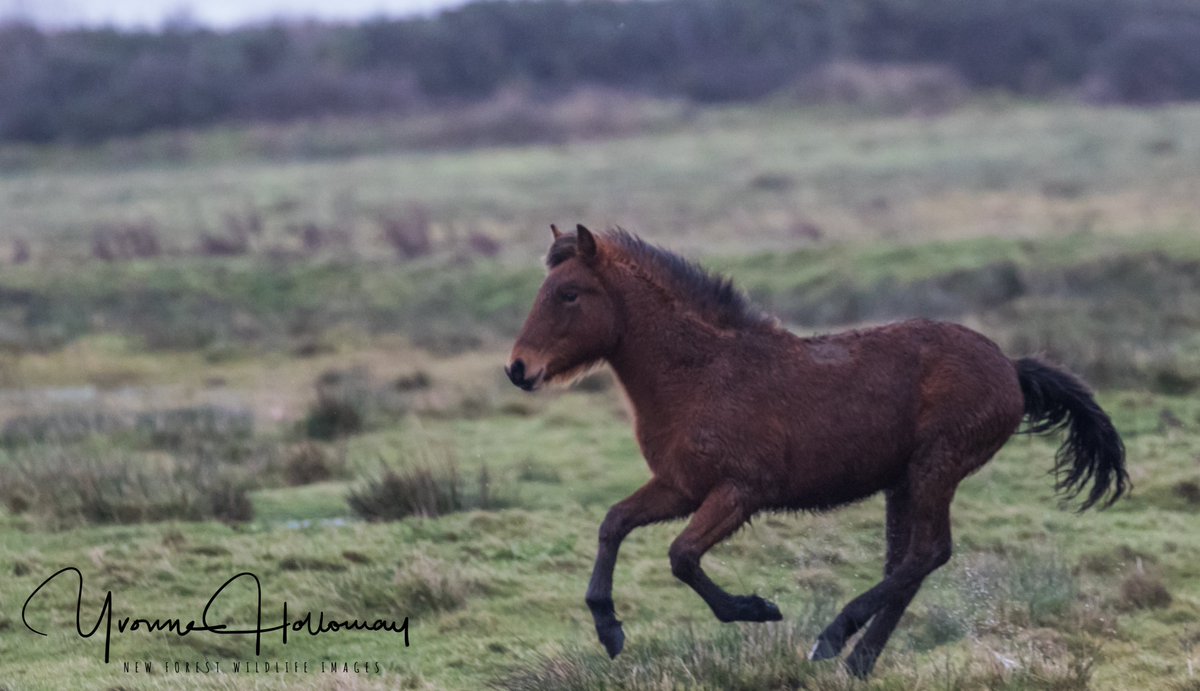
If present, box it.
[347,455,505,521]
[378,206,432,259]
[91,221,163,261]
[202,476,256,524]
[1,410,132,447]
[1174,481,1200,506]
[393,371,432,392]
[134,406,255,449]
[197,231,250,257]
[290,221,352,254]
[0,446,254,527]
[194,208,264,257]
[303,367,371,440]
[301,366,419,439]
[1119,566,1173,610]
[347,463,461,520]
[1006,551,1079,626]
[282,441,344,486]
[304,395,364,440]
[928,549,1082,636]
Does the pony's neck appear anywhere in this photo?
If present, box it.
[603,275,723,421]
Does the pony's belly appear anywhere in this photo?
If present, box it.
[774,445,910,510]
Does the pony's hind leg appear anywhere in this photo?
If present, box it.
[809,476,955,675]
[668,484,782,623]
[825,482,919,677]
[586,478,697,658]
[842,496,951,677]
[883,484,912,577]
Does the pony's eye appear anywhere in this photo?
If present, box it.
[560,290,579,304]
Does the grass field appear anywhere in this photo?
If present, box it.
[0,101,1198,690]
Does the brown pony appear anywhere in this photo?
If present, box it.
[506,225,1128,677]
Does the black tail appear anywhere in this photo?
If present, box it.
[1016,357,1129,511]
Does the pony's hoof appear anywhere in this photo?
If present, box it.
[749,595,783,622]
[808,638,838,661]
[596,621,625,659]
[721,594,783,622]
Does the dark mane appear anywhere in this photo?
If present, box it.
[547,228,774,331]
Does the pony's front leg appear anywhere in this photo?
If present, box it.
[586,478,696,658]
[668,484,781,623]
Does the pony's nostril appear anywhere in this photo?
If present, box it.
[507,359,526,386]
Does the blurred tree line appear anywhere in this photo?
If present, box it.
[2,0,1199,144]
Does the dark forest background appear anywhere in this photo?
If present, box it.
[3,0,1200,144]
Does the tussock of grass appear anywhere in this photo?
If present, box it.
[334,556,486,619]
[305,392,366,441]
[303,366,420,440]
[1077,544,1156,575]
[1003,552,1080,627]
[347,463,463,521]
[283,441,346,486]
[904,604,972,652]
[1172,481,1200,505]
[0,409,131,447]
[495,623,824,691]
[0,445,254,527]
[134,405,254,449]
[1118,566,1173,610]
[346,459,507,521]
[496,624,1106,691]
[921,550,1080,633]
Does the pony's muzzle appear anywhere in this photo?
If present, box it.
[505,358,542,391]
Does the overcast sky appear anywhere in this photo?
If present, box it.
[0,0,475,28]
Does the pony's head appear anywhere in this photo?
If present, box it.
[506,224,621,392]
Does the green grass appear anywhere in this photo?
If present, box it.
[1,390,1198,689]
[0,100,1198,689]
[4,102,1200,254]
[1,229,1196,389]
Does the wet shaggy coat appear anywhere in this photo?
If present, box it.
[507,226,1128,677]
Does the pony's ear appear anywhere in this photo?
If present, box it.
[550,224,562,240]
[576,224,597,261]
